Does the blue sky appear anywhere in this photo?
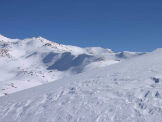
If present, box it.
[0,0,161,52]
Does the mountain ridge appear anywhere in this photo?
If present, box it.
[0,34,151,97]
[0,43,161,122]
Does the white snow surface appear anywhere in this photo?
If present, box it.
[0,35,161,122]
[0,34,143,96]
[0,35,118,96]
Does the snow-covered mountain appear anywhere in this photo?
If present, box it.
[0,34,144,96]
[0,34,161,122]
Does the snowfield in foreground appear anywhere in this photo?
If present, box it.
[0,35,161,122]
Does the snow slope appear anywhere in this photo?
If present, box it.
[0,47,161,122]
[0,34,143,96]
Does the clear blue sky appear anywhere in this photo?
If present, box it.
[0,0,161,52]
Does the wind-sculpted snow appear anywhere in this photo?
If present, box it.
[115,51,145,59]
[0,48,161,122]
[42,52,58,63]
[47,52,97,73]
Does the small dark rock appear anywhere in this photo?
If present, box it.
[151,77,159,83]
[155,91,161,98]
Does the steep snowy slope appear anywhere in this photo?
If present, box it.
[0,48,161,122]
[0,34,143,96]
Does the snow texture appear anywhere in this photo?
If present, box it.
[0,34,161,122]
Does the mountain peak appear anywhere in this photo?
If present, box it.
[28,36,59,45]
[35,36,47,40]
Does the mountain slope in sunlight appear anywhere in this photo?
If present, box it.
[0,48,161,122]
[0,34,144,96]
